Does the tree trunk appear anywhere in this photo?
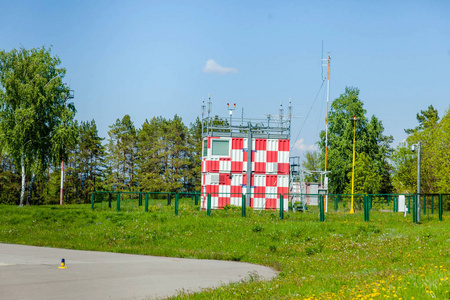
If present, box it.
[19,156,26,206]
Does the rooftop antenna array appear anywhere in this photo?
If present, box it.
[201,95,291,140]
[227,102,236,126]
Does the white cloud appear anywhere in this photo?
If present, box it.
[292,138,318,154]
[202,59,238,74]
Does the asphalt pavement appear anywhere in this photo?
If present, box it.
[0,243,277,300]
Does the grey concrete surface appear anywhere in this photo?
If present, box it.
[0,243,277,300]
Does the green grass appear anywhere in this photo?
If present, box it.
[0,202,449,299]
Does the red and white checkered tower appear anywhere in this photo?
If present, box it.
[201,95,291,211]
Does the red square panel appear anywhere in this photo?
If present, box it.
[211,160,220,172]
[278,163,289,174]
[254,162,266,174]
[219,197,230,208]
[277,186,289,196]
[254,186,265,198]
[231,161,243,173]
[265,198,277,209]
[206,185,219,196]
[230,185,242,196]
[254,139,267,151]
[266,175,277,187]
[278,139,290,151]
[232,138,244,150]
[219,174,231,185]
[267,151,278,163]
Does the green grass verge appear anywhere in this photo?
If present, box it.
[0,203,448,299]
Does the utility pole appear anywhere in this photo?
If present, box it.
[417,141,421,222]
[322,53,331,213]
[350,115,359,214]
[60,88,74,205]
[412,142,421,222]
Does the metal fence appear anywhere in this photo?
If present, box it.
[91,191,200,215]
[91,191,448,222]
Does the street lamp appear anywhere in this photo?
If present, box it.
[411,142,421,222]
[350,115,359,214]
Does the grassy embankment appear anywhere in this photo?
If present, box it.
[0,202,448,299]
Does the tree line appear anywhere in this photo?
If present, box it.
[0,47,202,205]
[1,47,449,205]
[304,87,450,195]
[0,113,202,205]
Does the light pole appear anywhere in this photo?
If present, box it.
[350,116,359,214]
[411,142,421,222]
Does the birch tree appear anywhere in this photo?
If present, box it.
[0,47,76,206]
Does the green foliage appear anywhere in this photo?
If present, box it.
[105,115,138,191]
[0,205,448,299]
[301,150,321,182]
[392,105,450,194]
[319,87,393,194]
[0,46,77,205]
[136,114,200,193]
[345,153,382,195]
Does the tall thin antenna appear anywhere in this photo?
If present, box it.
[321,41,324,80]
[321,52,331,213]
[279,102,284,126]
[325,53,330,173]
[288,98,292,138]
[208,93,211,119]
[201,97,205,118]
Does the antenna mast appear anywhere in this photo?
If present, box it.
[325,53,330,174]
[321,52,331,213]
[208,93,211,119]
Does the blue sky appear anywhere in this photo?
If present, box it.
[1,0,449,156]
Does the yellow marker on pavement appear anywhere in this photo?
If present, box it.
[58,258,67,269]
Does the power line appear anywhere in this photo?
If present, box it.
[290,79,325,151]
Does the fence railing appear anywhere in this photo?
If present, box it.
[91,191,448,222]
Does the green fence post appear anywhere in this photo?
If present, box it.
[139,193,142,206]
[408,196,411,214]
[364,195,367,221]
[423,195,426,215]
[431,195,434,215]
[319,195,325,222]
[117,192,121,212]
[279,194,284,220]
[241,193,246,218]
[195,194,199,206]
[334,196,338,211]
[363,196,367,221]
[207,194,211,216]
[439,194,442,221]
[175,192,179,216]
[108,193,112,208]
[367,196,370,221]
[145,193,149,212]
[91,193,94,210]
[168,193,171,205]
